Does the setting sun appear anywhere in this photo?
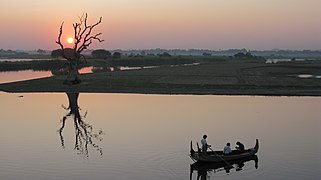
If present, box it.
[67,37,74,44]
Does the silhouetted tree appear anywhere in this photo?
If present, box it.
[91,49,111,59]
[158,52,171,57]
[56,13,103,84]
[112,52,122,58]
[51,49,62,58]
[234,52,255,59]
[37,49,46,54]
[202,52,211,56]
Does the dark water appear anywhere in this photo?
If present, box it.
[0,92,320,180]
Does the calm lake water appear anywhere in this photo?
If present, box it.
[0,67,93,84]
[0,92,320,180]
[0,67,153,84]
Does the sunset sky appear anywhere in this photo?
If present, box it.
[1,0,320,50]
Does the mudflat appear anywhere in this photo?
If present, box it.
[0,60,321,96]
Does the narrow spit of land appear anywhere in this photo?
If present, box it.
[0,60,321,96]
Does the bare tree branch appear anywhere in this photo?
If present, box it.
[56,22,65,50]
[57,13,103,57]
[77,15,103,53]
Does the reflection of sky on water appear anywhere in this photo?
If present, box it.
[265,58,316,64]
[0,67,94,84]
[0,93,320,179]
[0,70,52,84]
[297,74,321,79]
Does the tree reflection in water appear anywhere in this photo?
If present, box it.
[59,92,104,157]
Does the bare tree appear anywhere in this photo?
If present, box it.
[56,13,104,84]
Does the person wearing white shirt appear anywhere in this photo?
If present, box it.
[223,142,232,155]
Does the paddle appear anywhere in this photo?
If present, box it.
[208,147,235,169]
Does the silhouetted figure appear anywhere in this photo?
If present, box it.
[201,135,211,153]
[236,141,245,152]
[223,143,232,154]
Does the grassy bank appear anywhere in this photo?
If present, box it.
[1,59,321,96]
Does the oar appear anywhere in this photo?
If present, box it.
[208,147,235,169]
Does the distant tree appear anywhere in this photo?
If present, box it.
[245,52,254,58]
[56,13,103,85]
[159,52,171,57]
[234,52,245,58]
[37,49,46,54]
[51,49,62,58]
[91,49,111,59]
[112,52,122,58]
[202,52,211,56]
[234,52,257,59]
[7,49,14,54]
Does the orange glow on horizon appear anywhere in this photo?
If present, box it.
[0,0,320,50]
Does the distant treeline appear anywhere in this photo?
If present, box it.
[0,60,70,72]
[90,48,321,58]
[0,49,51,59]
[108,57,197,67]
[2,48,321,59]
[0,47,268,73]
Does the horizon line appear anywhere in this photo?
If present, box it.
[2,48,321,52]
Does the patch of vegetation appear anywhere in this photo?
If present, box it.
[233,52,265,61]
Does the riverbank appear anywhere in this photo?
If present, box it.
[0,60,321,96]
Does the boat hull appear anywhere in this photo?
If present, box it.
[190,139,259,163]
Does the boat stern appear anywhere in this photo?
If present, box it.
[190,141,195,156]
[254,139,259,153]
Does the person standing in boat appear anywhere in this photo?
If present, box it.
[223,142,232,154]
[236,141,245,152]
[201,135,211,153]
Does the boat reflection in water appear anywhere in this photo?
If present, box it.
[190,155,258,180]
[59,92,104,157]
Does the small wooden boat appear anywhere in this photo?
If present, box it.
[190,139,259,163]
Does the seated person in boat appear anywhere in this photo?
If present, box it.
[223,142,232,154]
[236,141,245,152]
[201,135,211,153]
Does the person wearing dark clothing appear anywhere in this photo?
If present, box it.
[201,135,211,153]
[236,141,245,152]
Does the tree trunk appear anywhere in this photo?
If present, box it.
[66,92,80,115]
[63,61,81,85]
